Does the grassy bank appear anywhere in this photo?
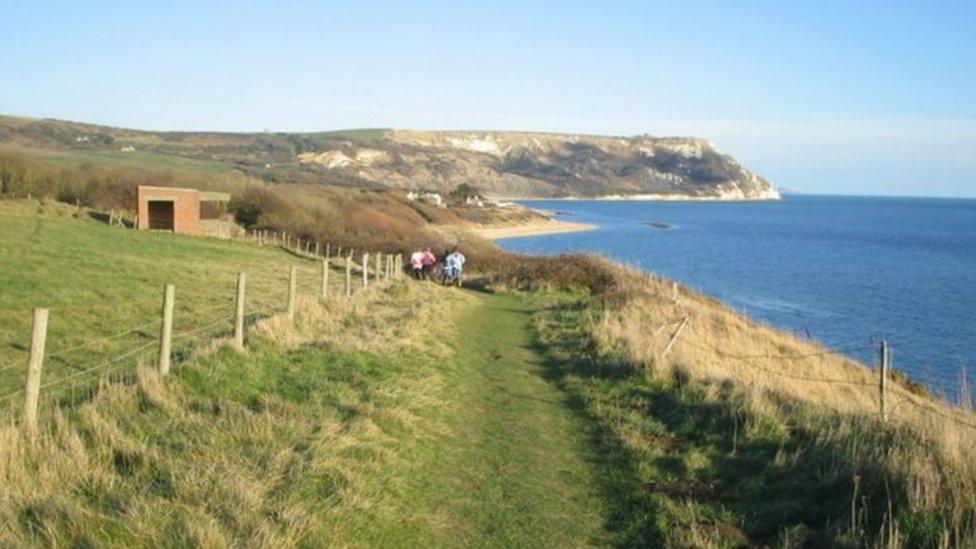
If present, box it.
[511,258,976,546]
[0,235,609,545]
[0,200,348,417]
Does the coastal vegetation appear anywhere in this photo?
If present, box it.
[0,199,974,545]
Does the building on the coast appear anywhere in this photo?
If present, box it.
[135,185,234,237]
[406,190,446,207]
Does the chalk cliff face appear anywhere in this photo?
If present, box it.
[296,131,779,200]
[0,116,778,200]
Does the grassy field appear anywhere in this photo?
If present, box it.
[2,146,235,175]
[0,200,355,418]
[0,257,620,545]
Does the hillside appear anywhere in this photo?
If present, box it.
[0,115,778,200]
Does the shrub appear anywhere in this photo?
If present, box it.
[492,254,618,294]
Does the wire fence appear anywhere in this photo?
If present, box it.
[646,314,976,433]
[1,238,405,429]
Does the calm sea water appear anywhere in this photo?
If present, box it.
[499,195,976,397]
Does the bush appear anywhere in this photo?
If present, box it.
[449,183,480,201]
[492,254,618,294]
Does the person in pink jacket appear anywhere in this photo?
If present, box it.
[410,250,425,279]
[420,247,437,279]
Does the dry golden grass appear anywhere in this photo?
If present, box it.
[253,278,475,354]
[589,260,976,541]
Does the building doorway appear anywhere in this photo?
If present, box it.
[147,200,175,231]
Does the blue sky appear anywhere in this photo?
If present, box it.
[1,1,974,197]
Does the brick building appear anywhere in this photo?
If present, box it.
[135,185,232,236]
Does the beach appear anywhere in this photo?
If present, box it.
[471,219,597,240]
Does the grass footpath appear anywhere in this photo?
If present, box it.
[388,292,607,547]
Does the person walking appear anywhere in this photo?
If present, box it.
[444,249,466,287]
[409,249,425,279]
[420,247,437,279]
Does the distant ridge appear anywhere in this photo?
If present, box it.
[0,115,779,200]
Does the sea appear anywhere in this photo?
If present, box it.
[498,195,976,398]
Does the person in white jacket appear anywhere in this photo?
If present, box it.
[443,249,466,286]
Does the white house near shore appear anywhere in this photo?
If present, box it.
[406,190,445,207]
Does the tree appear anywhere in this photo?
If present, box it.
[449,183,480,200]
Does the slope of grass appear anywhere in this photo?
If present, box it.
[0,283,463,545]
[518,258,976,547]
[0,277,618,546]
[530,292,856,546]
[0,200,348,416]
[17,146,234,174]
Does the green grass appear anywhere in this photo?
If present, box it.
[377,292,608,546]
[0,281,616,545]
[293,128,390,147]
[0,200,348,415]
[14,146,234,174]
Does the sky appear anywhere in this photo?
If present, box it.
[1,0,974,197]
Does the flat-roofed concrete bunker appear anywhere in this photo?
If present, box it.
[136,185,232,236]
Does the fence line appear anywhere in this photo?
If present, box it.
[657,321,976,431]
[0,284,289,376]
[687,337,876,387]
[1,242,406,431]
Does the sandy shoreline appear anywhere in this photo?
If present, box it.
[472,219,597,240]
[492,193,781,202]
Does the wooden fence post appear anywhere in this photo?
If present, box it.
[158,284,175,376]
[21,308,49,433]
[287,266,297,321]
[326,243,331,263]
[321,259,329,298]
[362,253,369,289]
[662,317,689,358]
[375,253,382,283]
[345,255,352,297]
[879,340,889,422]
[234,272,246,349]
[315,242,320,256]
